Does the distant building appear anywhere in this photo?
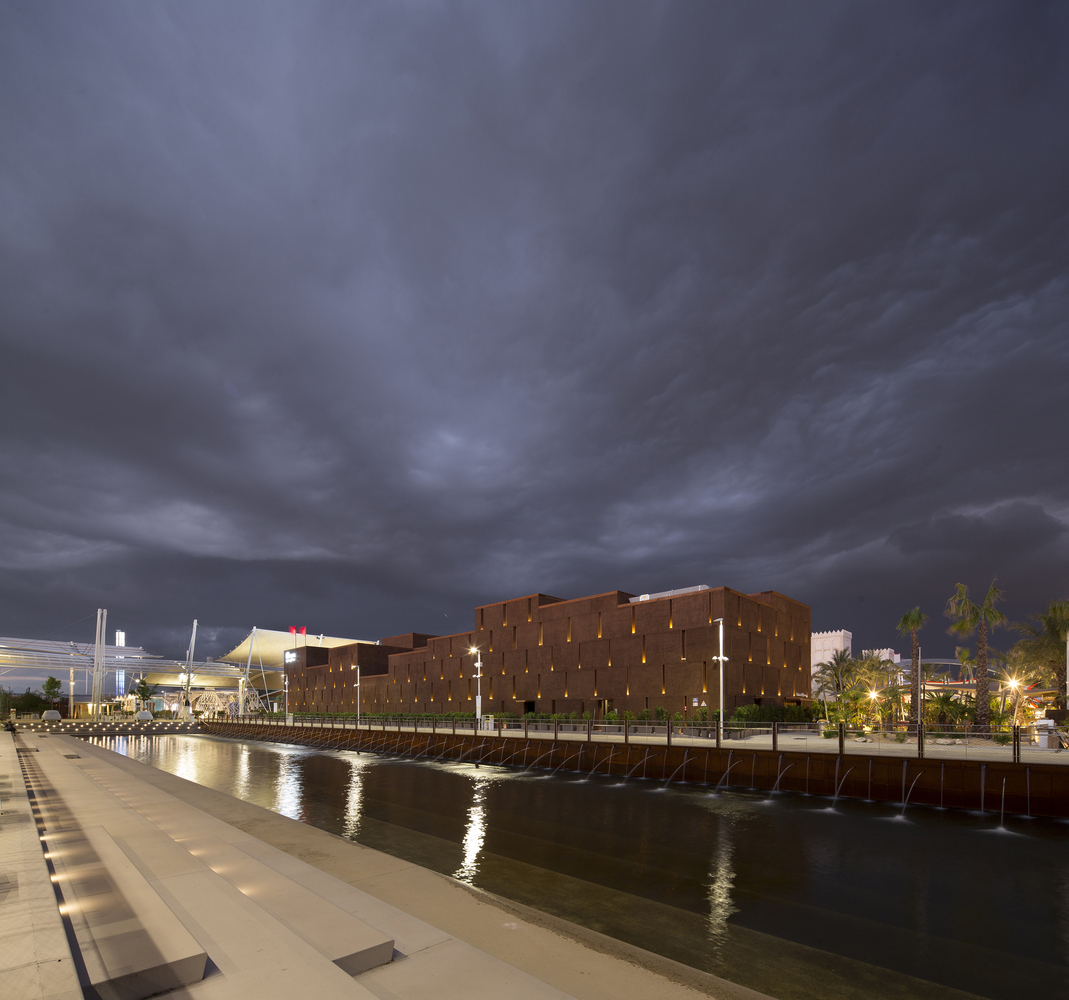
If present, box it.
[285,585,812,718]
[810,630,851,697]
[811,630,852,667]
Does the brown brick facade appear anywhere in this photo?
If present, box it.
[285,586,810,718]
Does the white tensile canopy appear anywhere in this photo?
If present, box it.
[220,628,375,670]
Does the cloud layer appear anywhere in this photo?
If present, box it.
[1,2,1067,668]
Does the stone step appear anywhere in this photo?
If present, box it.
[31,737,394,980]
[61,826,207,1000]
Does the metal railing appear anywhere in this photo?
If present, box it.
[210,716,1069,765]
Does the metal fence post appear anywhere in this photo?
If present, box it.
[666,720,671,747]
[554,718,559,742]
[918,722,924,759]
[838,722,845,755]
[1013,725,1020,764]
[587,719,592,742]
[772,721,778,752]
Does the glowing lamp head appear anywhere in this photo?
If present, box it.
[470,647,478,655]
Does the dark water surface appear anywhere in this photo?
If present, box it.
[90,734,1069,1000]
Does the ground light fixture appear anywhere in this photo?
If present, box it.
[469,646,483,721]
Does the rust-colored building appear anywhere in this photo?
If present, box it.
[285,586,810,718]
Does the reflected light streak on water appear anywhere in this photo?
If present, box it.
[173,738,200,785]
[342,754,366,840]
[236,744,250,801]
[452,773,490,883]
[706,815,738,959]
[272,750,304,821]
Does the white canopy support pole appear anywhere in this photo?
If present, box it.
[181,619,198,718]
[243,627,256,713]
[256,631,271,711]
[92,608,107,721]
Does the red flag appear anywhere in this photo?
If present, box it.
[299,627,307,636]
[289,626,297,636]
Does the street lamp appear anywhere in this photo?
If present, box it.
[349,661,362,727]
[1003,676,1019,722]
[711,619,727,743]
[469,646,483,723]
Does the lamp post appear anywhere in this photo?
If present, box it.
[469,646,483,724]
[711,619,727,743]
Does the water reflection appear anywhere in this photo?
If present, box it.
[272,750,304,821]
[342,754,367,840]
[236,744,250,802]
[173,737,200,785]
[706,816,737,956]
[453,772,491,883]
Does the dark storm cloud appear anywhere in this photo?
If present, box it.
[1,1,1067,671]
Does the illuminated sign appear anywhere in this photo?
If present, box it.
[284,650,298,665]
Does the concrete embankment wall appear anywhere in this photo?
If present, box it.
[199,722,1069,818]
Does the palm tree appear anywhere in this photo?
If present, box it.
[946,580,1006,731]
[813,648,857,713]
[927,689,959,730]
[880,682,905,727]
[955,646,975,686]
[896,607,929,731]
[1012,600,1069,711]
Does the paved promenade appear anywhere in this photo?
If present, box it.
[2,729,767,1000]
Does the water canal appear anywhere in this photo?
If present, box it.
[89,733,1069,1000]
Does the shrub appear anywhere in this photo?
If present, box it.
[731,703,817,724]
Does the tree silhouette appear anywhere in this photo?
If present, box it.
[946,580,1005,731]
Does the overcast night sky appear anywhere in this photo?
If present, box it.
[1,2,1067,671]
